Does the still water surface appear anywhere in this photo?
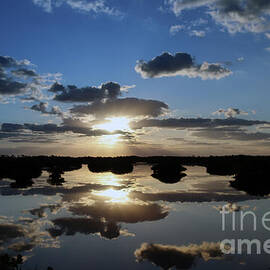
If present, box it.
[0,165,269,269]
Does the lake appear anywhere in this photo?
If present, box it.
[1,164,269,270]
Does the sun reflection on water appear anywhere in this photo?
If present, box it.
[93,188,130,203]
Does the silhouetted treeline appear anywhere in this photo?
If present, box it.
[1,155,270,195]
[87,157,134,174]
[151,161,187,183]
[0,254,23,270]
[0,253,54,270]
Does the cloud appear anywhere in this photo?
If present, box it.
[0,118,121,138]
[166,0,215,15]
[135,242,223,269]
[27,204,61,218]
[33,0,52,12]
[237,56,245,62]
[170,24,185,35]
[129,117,267,130]
[8,241,35,252]
[166,0,270,33]
[32,0,122,16]
[266,33,270,39]
[189,30,206,37]
[130,190,259,203]
[0,55,57,101]
[135,52,232,79]
[212,108,249,118]
[0,56,32,96]
[49,82,66,93]
[192,126,270,141]
[69,201,168,223]
[48,217,121,240]
[0,219,60,253]
[0,180,119,198]
[0,224,26,242]
[70,98,169,118]
[52,81,124,102]
[29,102,63,117]
[0,79,27,95]
[214,203,247,213]
[0,56,31,69]
[11,68,38,78]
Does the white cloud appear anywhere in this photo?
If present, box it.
[266,33,270,39]
[32,0,122,16]
[33,0,52,13]
[189,30,206,37]
[169,24,184,35]
[166,0,270,34]
[237,57,244,62]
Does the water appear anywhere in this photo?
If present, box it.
[0,164,269,269]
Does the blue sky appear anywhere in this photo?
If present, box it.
[1,0,270,156]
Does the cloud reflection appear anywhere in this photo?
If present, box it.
[135,242,223,270]
[69,201,168,223]
[48,217,121,240]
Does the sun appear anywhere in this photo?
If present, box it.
[94,117,130,132]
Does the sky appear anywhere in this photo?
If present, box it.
[1,0,270,156]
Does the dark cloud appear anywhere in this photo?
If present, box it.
[29,102,63,117]
[30,102,48,113]
[135,242,223,270]
[167,0,270,33]
[0,67,6,79]
[48,217,121,240]
[0,219,59,253]
[69,201,168,223]
[135,52,193,78]
[27,204,61,218]
[0,178,126,198]
[0,79,27,95]
[1,123,25,132]
[8,241,35,252]
[192,126,270,141]
[129,117,267,130]
[135,52,231,79]
[71,98,169,118]
[0,55,48,99]
[0,224,25,242]
[0,132,58,144]
[53,81,123,103]
[11,68,38,78]
[49,82,66,93]
[130,190,259,203]
[0,119,118,138]
[213,108,248,118]
[0,56,30,69]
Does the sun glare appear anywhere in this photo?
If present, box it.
[98,134,120,145]
[93,188,130,203]
[94,117,130,132]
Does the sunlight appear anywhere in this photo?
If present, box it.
[98,134,120,145]
[93,188,130,203]
[97,174,122,186]
[94,117,130,132]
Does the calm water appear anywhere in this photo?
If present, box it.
[0,164,269,269]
